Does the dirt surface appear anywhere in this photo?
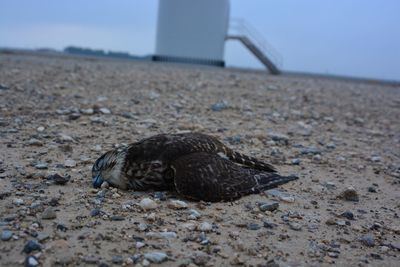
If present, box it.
[0,52,399,267]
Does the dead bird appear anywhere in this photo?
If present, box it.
[92,132,298,202]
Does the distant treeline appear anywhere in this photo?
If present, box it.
[64,46,150,60]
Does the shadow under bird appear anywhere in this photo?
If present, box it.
[92,132,298,202]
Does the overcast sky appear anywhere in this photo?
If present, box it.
[1,0,399,81]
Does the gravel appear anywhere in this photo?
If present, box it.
[0,52,399,266]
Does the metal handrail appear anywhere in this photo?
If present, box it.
[228,18,283,68]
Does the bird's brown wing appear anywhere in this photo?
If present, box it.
[171,152,297,202]
[126,132,276,172]
[163,133,276,172]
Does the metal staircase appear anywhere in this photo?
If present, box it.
[226,19,282,74]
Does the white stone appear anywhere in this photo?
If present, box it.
[13,198,24,205]
[188,209,201,219]
[99,107,111,114]
[144,252,167,263]
[371,156,382,162]
[28,256,39,266]
[145,231,177,240]
[136,241,145,249]
[182,223,197,231]
[139,198,158,210]
[198,222,213,232]
[148,91,160,100]
[101,181,109,189]
[59,134,74,142]
[64,159,76,168]
[80,108,94,115]
[168,200,188,209]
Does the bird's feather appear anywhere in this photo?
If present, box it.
[171,152,297,202]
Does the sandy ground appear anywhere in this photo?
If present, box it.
[0,52,399,267]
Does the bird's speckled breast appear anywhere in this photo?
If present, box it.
[124,160,171,190]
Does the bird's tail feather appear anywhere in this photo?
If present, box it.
[253,173,298,192]
[225,150,277,172]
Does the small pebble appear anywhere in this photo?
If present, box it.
[34,163,48,170]
[23,240,41,253]
[112,255,123,264]
[247,223,261,230]
[25,255,39,267]
[99,107,111,114]
[288,222,302,231]
[1,230,13,241]
[168,200,188,209]
[80,108,94,115]
[263,221,278,229]
[27,138,43,146]
[340,211,354,220]
[138,223,148,231]
[360,235,375,247]
[153,191,167,201]
[368,186,377,193]
[266,189,295,203]
[49,173,70,185]
[139,198,158,210]
[268,132,289,145]
[58,134,74,142]
[198,222,213,232]
[325,218,337,225]
[371,156,381,162]
[13,198,24,206]
[36,233,49,242]
[101,181,109,189]
[188,209,201,219]
[68,113,81,120]
[211,100,228,111]
[300,146,321,155]
[258,201,279,212]
[64,159,76,168]
[110,215,125,221]
[145,231,177,239]
[90,209,101,217]
[42,207,57,220]
[192,251,210,266]
[324,182,336,189]
[338,186,359,202]
[390,242,400,251]
[148,91,160,100]
[326,143,336,149]
[328,252,339,258]
[144,252,167,263]
[136,241,145,249]
[291,158,301,165]
[82,256,98,264]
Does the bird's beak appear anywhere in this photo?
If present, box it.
[93,174,104,188]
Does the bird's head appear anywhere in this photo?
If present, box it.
[92,148,128,189]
